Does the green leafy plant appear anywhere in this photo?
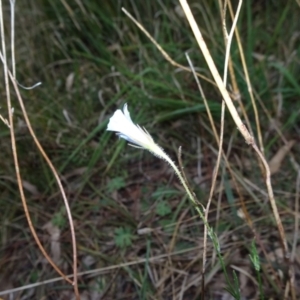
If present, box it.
[155,200,172,217]
[250,241,264,300]
[51,208,67,229]
[107,176,126,193]
[114,227,134,249]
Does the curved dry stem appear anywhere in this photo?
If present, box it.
[0,1,79,296]
[8,71,79,296]
[0,3,73,288]
[252,143,288,254]
[0,25,75,293]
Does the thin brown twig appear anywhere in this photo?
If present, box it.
[0,38,75,286]
[0,0,71,287]
[0,2,79,297]
[7,71,80,297]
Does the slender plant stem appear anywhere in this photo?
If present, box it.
[0,0,71,286]
[8,71,80,298]
[0,2,79,297]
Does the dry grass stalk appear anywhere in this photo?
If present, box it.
[178,0,294,297]
[178,0,288,250]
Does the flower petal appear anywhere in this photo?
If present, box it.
[106,104,167,160]
[122,103,132,121]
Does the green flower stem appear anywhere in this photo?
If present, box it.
[165,154,240,294]
[162,154,211,232]
[165,157,201,210]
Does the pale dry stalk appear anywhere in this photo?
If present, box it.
[178,0,288,260]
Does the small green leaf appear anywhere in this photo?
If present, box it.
[249,240,260,271]
[114,227,134,249]
[52,209,67,229]
[107,176,126,192]
[156,200,171,216]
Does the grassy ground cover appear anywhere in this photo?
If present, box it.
[0,0,300,299]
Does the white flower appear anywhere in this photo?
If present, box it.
[107,104,167,159]
[107,104,200,214]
